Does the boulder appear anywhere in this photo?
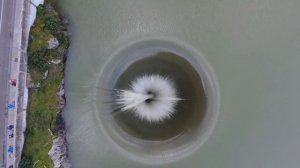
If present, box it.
[48,37,59,49]
[43,70,48,80]
[48,79,71,168]
[48,133,71,168]
[49,59,62,64]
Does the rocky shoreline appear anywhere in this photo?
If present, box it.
[20,1,71,167]
[48,80,71,168]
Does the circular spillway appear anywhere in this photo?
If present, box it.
[94,39,220,164]
[115,74,181,122]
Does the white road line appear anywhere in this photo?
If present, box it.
[0,0,4,34]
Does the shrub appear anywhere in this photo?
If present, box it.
[28,49,48,72]
[19,158,34,168]
[45,15,59,33]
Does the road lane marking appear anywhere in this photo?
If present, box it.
[0,0,4,33]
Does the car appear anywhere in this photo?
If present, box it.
[7,125,14,130]
[8,146,13,153]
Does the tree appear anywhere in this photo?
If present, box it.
[45,15,59,33]
[19,158,34,168]
[28,49,48,72]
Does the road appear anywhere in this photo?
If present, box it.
[0,0,15,167]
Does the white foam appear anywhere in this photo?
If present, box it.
[115,75,181,122]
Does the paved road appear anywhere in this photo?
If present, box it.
[0,0,15,167]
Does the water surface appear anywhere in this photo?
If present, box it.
[59,0,300,167]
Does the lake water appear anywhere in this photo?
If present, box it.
[58,0,300,167]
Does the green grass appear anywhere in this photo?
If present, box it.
[29,20,53,53]
[20,2,69,168]
[28,4,69,84]
[22,67,63,168]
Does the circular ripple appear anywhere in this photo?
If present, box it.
[94,39,220,164]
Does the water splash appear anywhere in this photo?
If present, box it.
[114,74,182,122]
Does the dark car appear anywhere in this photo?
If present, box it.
[7,125,14,130]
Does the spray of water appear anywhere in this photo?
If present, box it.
[114,74,182,122]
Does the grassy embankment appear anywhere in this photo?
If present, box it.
[19,2,69,168]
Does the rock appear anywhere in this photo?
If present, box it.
[48,132,71,168]
[49,59,62,64]
[56,80,65,108]
[43,70,48,80]
[48,37,59,49]
[28,82,40,89]
[48,79,70,168]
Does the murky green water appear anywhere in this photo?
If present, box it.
[59,0,300,167]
